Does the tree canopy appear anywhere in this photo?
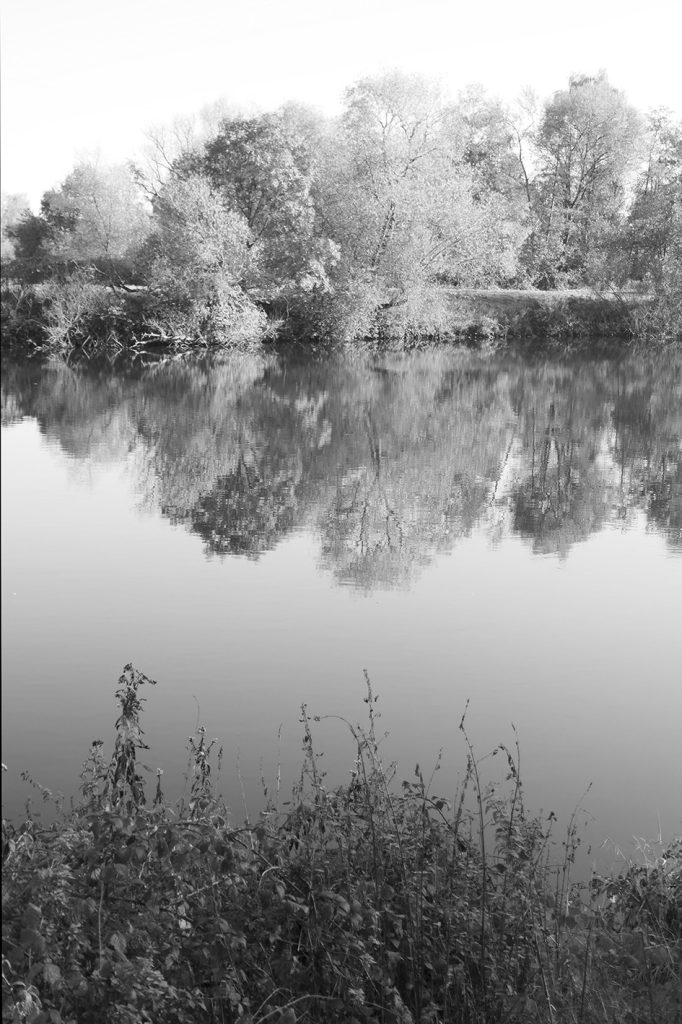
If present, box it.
[2,70,680,349]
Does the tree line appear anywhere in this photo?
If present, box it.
[2,70,681,349]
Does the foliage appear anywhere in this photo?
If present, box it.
[34,271,124,353]
[2,214,56,285]
[1,166,150,290]
[624,110,682,284]
[2,71,681,350]
[0,283,48,349]
[617,110,682,343]
[196,109,327,287]
[38,164,150,285]
[140,174,267,348]
[1,194,31,267]
[2,666,681,1023]
[309,73,527,341]
[627,227,682,345]
[526,73,642,287]
[455,85,522,198]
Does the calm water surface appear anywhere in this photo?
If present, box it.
[2,350,681,865]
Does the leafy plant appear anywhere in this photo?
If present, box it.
[2,666,680,1023]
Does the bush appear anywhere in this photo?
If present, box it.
[35,271,120,352]
[139,277,268,351]
[2,667,681,1023]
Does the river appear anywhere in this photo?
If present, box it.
[1,348,680,868]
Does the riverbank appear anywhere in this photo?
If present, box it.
[443,287,648,349]
[2,666,680,1023]
[0,279,672,359]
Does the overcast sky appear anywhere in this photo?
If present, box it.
[2,0,681,209]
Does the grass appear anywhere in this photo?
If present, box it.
[2,665,681,1023]
[441,287,647,350]
[1,277,664,359]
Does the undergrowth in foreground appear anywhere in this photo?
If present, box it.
[2,666,680,1023]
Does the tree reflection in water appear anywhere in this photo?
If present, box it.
[2,349,680,587]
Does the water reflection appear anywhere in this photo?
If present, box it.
[2,350,680,589]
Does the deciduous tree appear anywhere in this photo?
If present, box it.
[314,72,527,338]
[530,72,642,285]
[189,107,336,304]
[0,193,31,266]
[141,174,265,345]
[38,163,150,283]
[625,109,682,282]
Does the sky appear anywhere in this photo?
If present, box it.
[2,0,681,210]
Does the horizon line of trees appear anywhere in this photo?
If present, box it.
[2,69,681,349]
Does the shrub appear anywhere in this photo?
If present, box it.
[2,667,680,1023]
[35,271,119,352]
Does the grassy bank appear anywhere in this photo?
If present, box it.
[2,666,680,1024]
[1,279,670,360]
[440,288,650,351]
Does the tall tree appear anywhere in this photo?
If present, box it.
[0,194,31,266]
[141,174,265,345]
[39,163,150,283]
[530,72,642,286]
[188,107,335,302]
[339,72,450,268]
[454,85,524,200]
[625,109,682,282]
[314,71,527,338]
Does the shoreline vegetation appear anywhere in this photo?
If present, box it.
[2,70,681,357]
[2,667,680,1023]
[0,282,658,360]
[0,286,654,365]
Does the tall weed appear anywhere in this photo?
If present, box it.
[2,666,680,1023]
